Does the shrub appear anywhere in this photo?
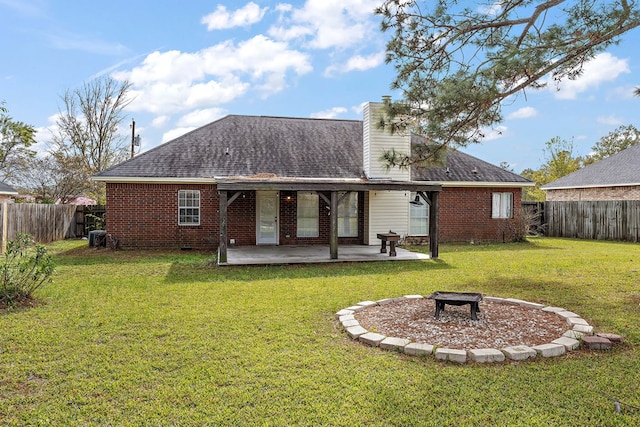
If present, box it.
[0,233,55,308]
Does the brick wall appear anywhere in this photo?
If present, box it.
[106,183,522,248]
[106,185,365,249]
[106,183,219,250]
[438,187,524,243]
[545,185,640,201]
[279,191,364,245]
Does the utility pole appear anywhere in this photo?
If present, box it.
[130,119,140,158]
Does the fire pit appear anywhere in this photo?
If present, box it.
[428,291,483,321]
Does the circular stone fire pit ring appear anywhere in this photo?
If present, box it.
[336,295,599,364]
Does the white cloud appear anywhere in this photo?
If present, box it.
[481,125,508,141]
[507,107,538,120]
[177,108,226,127]
[268,0,381,49]
[151,115,170,128]
[201,2,268,30]
[32,113,61,156]
[310,107,347,119]
[113,35,312,114]
[596,114,624,126]
[325,52,385,76]
[351,102,367,116]
[552,53,630,100]
[162,127,196,143]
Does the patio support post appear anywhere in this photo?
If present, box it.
[429,191,439,259]
[219,190,228,264]
[330,190,338,259]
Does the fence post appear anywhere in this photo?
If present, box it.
[1,201,7,253]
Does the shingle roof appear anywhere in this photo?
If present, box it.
[410,136,531,184]
[96,115,364,179]
[0,182,18,194]
[96,114,531,185]
[542,143,640,190]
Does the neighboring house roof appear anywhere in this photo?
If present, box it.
[542,143,640,190]
[95,114,531,187]
[0,182,19,195]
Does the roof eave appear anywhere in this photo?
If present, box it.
[542,182,640,191]
[91,176,217,184]
[441,181,535,188]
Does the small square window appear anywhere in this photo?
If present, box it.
[492,192,513,219]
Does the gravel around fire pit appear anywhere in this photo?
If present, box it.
[356,298,568,350]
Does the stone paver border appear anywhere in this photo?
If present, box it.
[336,294,617,364]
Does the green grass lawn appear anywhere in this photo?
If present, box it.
[1,238,639,426]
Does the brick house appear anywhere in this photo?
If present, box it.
[542,143,640,201]
[94,101,532,261]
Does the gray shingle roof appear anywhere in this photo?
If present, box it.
[410,136,531,183]
[542,143,640,189]
[96,115,364,179]
[0,182,18,194]
[96,114,531,185]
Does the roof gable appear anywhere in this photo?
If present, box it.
[542,143,640,190]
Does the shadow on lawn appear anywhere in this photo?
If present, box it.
[52,244,215,267]
[163,257,453,284]
[427,239,562,255]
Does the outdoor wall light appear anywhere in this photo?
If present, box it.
[410,194,424,206]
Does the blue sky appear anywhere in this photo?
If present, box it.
[1,0,639,173]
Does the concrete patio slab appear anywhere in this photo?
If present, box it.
[222,245,430,265]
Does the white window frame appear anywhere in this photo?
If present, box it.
[297,192,319,237]
[338,191,358,237]
[492,192,513,219]
[409,192,429,236]
[178,190,201,226]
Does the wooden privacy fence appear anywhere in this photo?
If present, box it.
[0,203,78,245]
[545,201,640,242]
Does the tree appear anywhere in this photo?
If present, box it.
[376,0,640,167]
[14,155,88,204]
[583,124,640,165]
[0,101,37,183]
[499,161,514,172]
[51,76,132,203]
[521,137,582,201]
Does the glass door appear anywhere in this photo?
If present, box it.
[256,191,279,245]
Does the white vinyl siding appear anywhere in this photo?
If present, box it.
[338,192,358,237]
[362,102,411,181]
[297,192,319,237]
[409,192,428,235]
[492,192,513,219]
[365,191,409,245]
[178,190,200,225]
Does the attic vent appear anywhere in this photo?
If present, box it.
[471,167,478,174]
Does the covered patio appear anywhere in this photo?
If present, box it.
[216,177,442,266]
[223,244,430,265]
